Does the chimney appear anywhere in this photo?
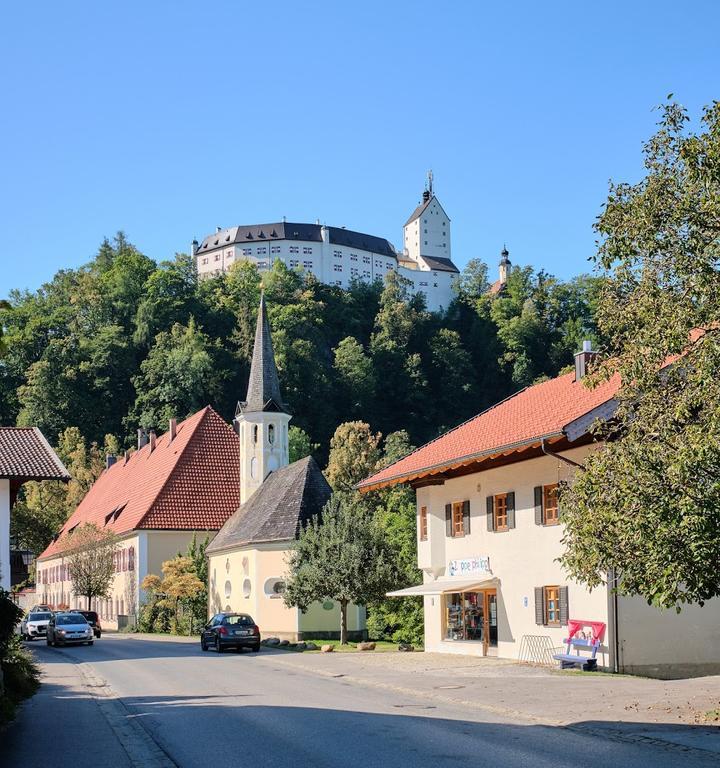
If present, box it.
[105,454,117,470]
[574,340,596,381]
[169,418,177,442]
[191,239,199,256]
[149,430,157,452]
[216,226,222,233]
[137,429,149,450]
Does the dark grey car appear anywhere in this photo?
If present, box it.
[201,613,260,653]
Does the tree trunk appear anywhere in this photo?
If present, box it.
[340,599,348,645]
[87,594,91,610]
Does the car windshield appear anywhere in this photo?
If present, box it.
[77,612,97,620]
[223,615,254,626]
[57,615,87,625]
[29,613,51,621]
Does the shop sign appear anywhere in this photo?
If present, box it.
[448,556,491,578]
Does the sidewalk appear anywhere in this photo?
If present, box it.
[258,648,720,754]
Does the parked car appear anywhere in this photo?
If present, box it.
[201,613,260,653]
[46,612,94,646]
[71,609,102,638]
[21,611,53,640]
[28,604,53,613]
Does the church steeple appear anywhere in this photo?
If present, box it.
[240,293,287,414]
[235,294,291,504]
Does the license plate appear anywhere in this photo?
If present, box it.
[234,630,250,636]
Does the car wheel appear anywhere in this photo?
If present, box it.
[215,636,223,653]
[87,641,94,646]
[251,645,260,653]
[46,637,52,646]
[96,632,101,639]
[201,637,208,652]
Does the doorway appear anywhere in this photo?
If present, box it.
[444,588,499,656]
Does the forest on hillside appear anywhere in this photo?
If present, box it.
[0,234,602,457]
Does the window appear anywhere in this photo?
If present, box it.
[243,248,252,256]
[452,501,465,537]
[535,484,560,526]
[303,260,313,269]
[333,264,343,272]
[253,425,258,444]
[363,255,370,264]
[544,484,559,525]
[256,246,267,255]
[289,259,299,268]
[215,253,221,261]
[419,281,428,287]
[545,586,560,625]
[202,257,208,265]
[128,547,135,571]
[271,246,281,254]
[419,506,428,541]
[350,253,358,261]
[350,267,358,277]
[333,250,342,258]
[268,424,275,444]
[289,246,299,254]
[535,585,568,626]
[494,493,508,531]
[303,247,313,254]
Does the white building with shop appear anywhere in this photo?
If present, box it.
[359,345,720,679]
[192,177,459,312]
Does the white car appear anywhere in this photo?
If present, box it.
[46,612,94,647]
[21,610,53,640]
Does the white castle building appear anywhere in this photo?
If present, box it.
[193,176,459,312]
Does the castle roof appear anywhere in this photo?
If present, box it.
[38,407,240,560]
[239,295,287,414]
[358,371,621,492]
[197,222,396,259]
[206,456,331,553]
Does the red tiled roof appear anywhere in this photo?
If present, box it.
[359,371,621,491]
[0,428,70,481]
[39,407,239,560]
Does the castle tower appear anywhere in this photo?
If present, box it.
[499,246,511,284]
[402,171,451,265]
[234,294,291,504]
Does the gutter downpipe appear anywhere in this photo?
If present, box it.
[540,437,584,469]
[610,568,620,673]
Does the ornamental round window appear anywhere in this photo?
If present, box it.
[242,578,252,598]
[224,580,232,599]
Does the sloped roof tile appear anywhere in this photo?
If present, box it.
[0,428,70,481]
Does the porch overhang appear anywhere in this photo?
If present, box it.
[387,576,499,597]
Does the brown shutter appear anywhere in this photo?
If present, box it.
[506,491,515,529]
[534,486,544,525]
[559,586,569,626]
[445,504,452,537]
[534,587,545,625]
[462,500,471,535]
[486,496,494,531]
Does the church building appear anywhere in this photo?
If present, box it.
[206,296,366,640]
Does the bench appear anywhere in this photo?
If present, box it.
[553,637,600,671]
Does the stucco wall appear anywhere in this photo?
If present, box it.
[208,543,367,640]
[0,479,10,591]
[616,594,720,678]
[415,446,611,665]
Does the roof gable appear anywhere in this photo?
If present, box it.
[359,371,621,491]
[39,407,239,559]
[206,456,331,553]
[0,428,70,482]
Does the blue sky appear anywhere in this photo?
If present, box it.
[1,1,718,295]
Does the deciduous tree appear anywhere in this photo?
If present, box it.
[65,524,119,610]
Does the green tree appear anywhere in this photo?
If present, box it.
[284,494,398,644]
[560,101,720,609]
[141,556,204,635]
[128,319,221,430]
[288,426,318,464]
[333,336,376,417]
[325,421,381,492]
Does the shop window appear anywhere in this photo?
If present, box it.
[486,492,515,532]
[534,585,569,626]
[444,591,498,646]
[445,501,469,537]
[534,484,559,525]
[419,506,428,541]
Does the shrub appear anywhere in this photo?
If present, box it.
[0,591,40,724]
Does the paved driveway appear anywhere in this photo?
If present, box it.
[2,635,718,768]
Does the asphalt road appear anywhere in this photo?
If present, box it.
[2,635,716,768]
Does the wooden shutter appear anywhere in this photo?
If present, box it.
[534,587,545,625]
[445,504,452,537]
[534,486,544,525]
[507,491,516,529]
[559,586,569,626]
[486,496,494,531]
[462,500,471,535]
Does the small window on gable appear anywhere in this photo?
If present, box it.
[268,424,275,445]
[419,506,428,541]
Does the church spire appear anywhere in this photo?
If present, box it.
[241,293,287,414]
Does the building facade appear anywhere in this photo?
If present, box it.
[193,180,459,312]
[36,407,240,628]
[360,346,720,679]
[206,296,366,640]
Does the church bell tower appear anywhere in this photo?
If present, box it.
[234,294,291,504]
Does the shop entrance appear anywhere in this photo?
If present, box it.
[445,588,498,655]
